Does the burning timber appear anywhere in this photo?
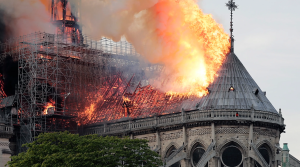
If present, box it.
[0,31,199,153]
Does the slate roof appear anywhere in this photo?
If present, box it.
[196,52,278,113]
[0,95,16,108]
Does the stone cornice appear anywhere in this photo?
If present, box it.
[82,109,285,136]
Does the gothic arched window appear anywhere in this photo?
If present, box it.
[165,146,181,167]
[191,143,206,167]
[221,145,243,167]
[258,146,270,165]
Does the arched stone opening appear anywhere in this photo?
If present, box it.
[258,143,272,165]
[254,160,263,167]
[220,141,244,167]
[256,140,275,165]
[165,146,181,167]
[190,142,208,167]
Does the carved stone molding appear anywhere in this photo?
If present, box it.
[254,128,276,138]
[162,142,180,158]
[135,135,156,143]
[187,138,208,158]
[188,128,211,137]
[256,139,275,158]
[160,131,183,141]
[0,141,9,147]
[216,138,248,157]
[216,127,248,134]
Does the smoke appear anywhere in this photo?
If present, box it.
[0,0,55,42]
[69,0,230,96]
[0,56,18,96]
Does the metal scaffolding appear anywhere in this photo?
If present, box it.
[0,30,193,153]
[0,31,148,152]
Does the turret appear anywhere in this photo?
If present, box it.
[282,143,290,167]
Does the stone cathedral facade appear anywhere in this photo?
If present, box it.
[83,51,300,167]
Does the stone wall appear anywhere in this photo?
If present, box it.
[83,109,286,167]
[0,138,11,167]
[123,124,280,167]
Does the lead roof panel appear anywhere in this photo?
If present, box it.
[196,53,278,113]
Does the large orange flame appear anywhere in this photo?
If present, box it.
[148,0,230,97]
[43,99,55,115]
[75,0,231,123]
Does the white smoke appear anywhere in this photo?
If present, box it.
[0,0,55,39]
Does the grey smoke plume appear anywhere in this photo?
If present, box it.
[0,0,55,42]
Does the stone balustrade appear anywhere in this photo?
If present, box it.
[0,124,13,134]
[83,109,283,135]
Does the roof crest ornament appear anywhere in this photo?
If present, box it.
[226,0,238,53]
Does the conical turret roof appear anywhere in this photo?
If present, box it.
[196,52,278,113]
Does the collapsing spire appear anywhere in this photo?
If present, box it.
[226,0,238,53]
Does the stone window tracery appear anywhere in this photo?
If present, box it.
[165,146,181,167]
[190,143,208,167]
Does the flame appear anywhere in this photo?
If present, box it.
[43,99,55,115]
[148,0,230,97]
[76,0,230,97]
[31,0,230,124]
[0,73,7,108]
[123,96,131,103]
[84,103,96,121]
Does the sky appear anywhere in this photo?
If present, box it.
[197,0,300,158]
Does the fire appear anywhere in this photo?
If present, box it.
[43,99,55,115]
[75,0,230,97]
[84,103,96,121]
[77,0,230,124]
[148,0,230,96]
[19,0,230,124]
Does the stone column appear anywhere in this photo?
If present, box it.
[248,123,253,167]
[249,124,253,144]
[183,126,187,145]
[211,122,215,142]
[156,131,161,152]
[275,129,280,144]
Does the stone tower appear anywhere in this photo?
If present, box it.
[282,143,290,167]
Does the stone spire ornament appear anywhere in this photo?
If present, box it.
[226,0,238,53]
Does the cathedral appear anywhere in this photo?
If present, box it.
[0,0,300,167]
[83,1,300,166]
[83,42,300,167]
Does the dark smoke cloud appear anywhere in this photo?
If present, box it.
[0,9,13,43]
[0,0,55,42]
[0,55,18,96]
